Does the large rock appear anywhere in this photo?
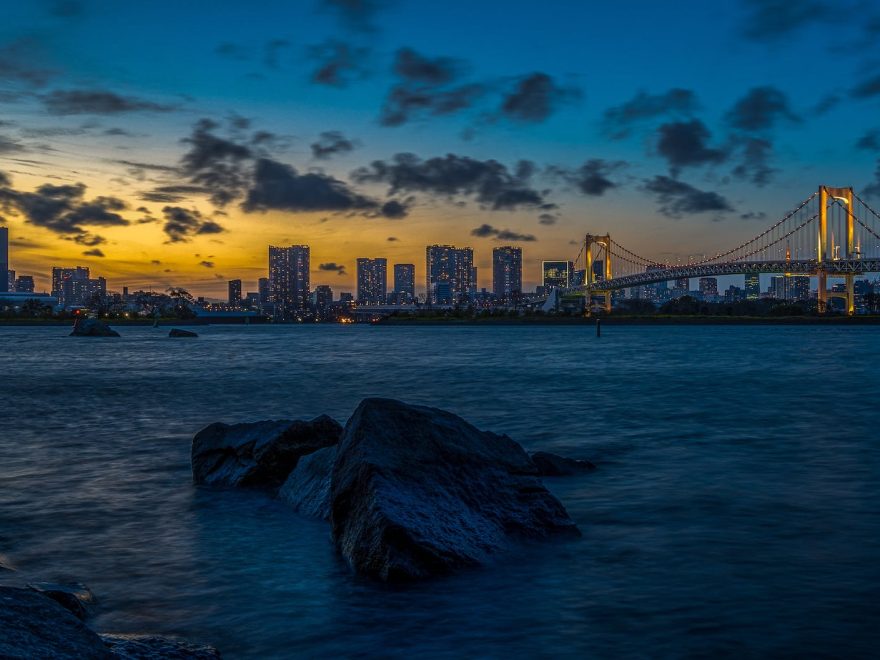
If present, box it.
[0,586,112,659]
[169,328,198,338]
[27,582,97,621]
[530,451,596,476]
[101,634,221,659]
[192,415,343,489]
[278,445,336,520]
[70,318,120,337]
[330,398,580,581]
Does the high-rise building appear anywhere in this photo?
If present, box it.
[744,273,760,300]
[356,258,387,304]
[492,246,522,302]
[698,277,718,299]
[393,263,415,302]
[789,276,810,301]
[770,275,787,300]
[0,226,8,293]
[51,267,104,307]
[7,270,14,292]
[228,279,242,307]
[14,275,34,293]
[542,261,572,289]
[311,284,333,316]
[426,245,474,304]
[268,245,310,320]
[258,277,270,303]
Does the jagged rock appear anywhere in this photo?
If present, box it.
[192,415,343,489]
[278,445,336,520]
[530,451,596,476]
[27,582,97,621]
[101,634,221,659]
[70,318,120,337]
[0,586,112,659]
[330,398,580,581]
[169,328,198,338]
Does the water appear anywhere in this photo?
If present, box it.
[1,324,878,658]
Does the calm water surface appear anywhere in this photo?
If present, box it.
[1,324,878,658]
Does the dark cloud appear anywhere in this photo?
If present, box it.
[812,93,840,116]
[538,213,557,225]
[161,206,226,243]
[83,248,105,257]
[394,47,460,85]
[851,73,880,99]
[140,184,212,203]
[379,199,409,218]
[72,233,105,246]
[308,40,370,87]
[0,38,54,86]
[215,42,249,61]
[602,88,698,138]
[114,159,179,176]
[655,120,728,174]
[865,160,880,199]
[856,129,880,151]
[499,73,580,123]
[311,131,357,159]
[732,137,776,186]
[386,236,398,241]
[0,134,24,153]
[643,175,734,217]
[726,86,799,131]
[740,0,831,41]
[380,82,485,126]
[352,153,554,210]
[470,224,536,242]
[550,159,624,196]
[318,262,347,275]
[264,39,291,69]
[740,211,767,220]
[243,158,379,214]
[199,260,215,268]
[179,119,253,206]
[319,0,386,32]
[43,89,176,114]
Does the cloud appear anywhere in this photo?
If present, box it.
[731,137,776,186]
[498,72,580,123]
[318,261,347,275]
[179,119,253,206]
[470,224,536,241]
[161,206,226,243]
[851,73,880,99]
[199,260,215,268]
[740,211,767,220]
[387,236,398,241]
[740,0,831,41]
[379,199,409,218]
[351,153,554,210]
[856,129,880,151]
[643,175,734,217]
[655,120,727,174]
[72,232,106,246]
[319,0,387,32]
[538,213,557,225]
[865,160,880,199]
[83,248,105,257]
[394,47,460,85]
[812,93,840,116]
[0,134,24,153]
[0,38,55,86]
[42,89,176,114]
[726,86,799,131]
[140,184,212,203]
[264,38,291,69]
[311,130,357,159]
[308,40,370,87]
[215,42,249,61]
[550,159,624,196]
[601,88,698,138]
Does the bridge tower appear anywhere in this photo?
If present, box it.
[584,234,612,313]
[818,186,856,315]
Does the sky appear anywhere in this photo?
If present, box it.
[1,0,880,297]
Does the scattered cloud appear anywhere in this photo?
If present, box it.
[538,213,557,225]
[43,89,176,114]
[308,40,370,87]
[851,73,880,99]
[199,260,215,268]
[655,120,727,174]
[318,261,347,274]
[264,39,290,69]
[731,137,776,186]
[470,224,537,241]
[386,236,398,241]
[83,248,105,257]
[0,38,55,86]
[856,129,880,151]
[179,119,253,206]
[319,0,387,32]
[550,159,625,196]
[215,42,249,61]
[311,130,357,159]
[725,86,799,131]
[740,0,831,41]
[643,175,734,217]
[140,184,212,203]
[161,206,226,243]
[498,72,580,123]
[602,88,698,138]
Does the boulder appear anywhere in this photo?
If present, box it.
[27,582,97,621]
[100,634,221,659]
[192,415,343,489]
[530,451,596,476]
[0,586,112,659]
[278,445,336,520]
[169,328,198,338]
[330,398,580,582]
[70,318,120,337]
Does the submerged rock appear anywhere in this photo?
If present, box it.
[0,586,112,659]
[70,318,120,337]
[27,582,97,621]
[530,451,596,476]
[330,398,580,582]
[278,445,336,520]
[169,328,199,338]
[192,415,343,489]
[101,634,221,659]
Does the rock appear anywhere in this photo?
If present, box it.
[192,415,343,489]
[278,445,336,520]
[27,582,97,621]
[169,328,198,338]
[530,451,596,476]
[70,318,120,337]
[0,586,112,659]
[330,398,580,582]
[100,634,221,659]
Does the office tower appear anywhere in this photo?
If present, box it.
[426,245,474,304]
[228,279,242,307]
[268,245,310,320]
[51,267,103,307]
[356,258,387,304]
[0,226,7,293]
[744,273,760,300]
[698,277,718,299]
[7,270,14,292]
[393,263,415,302]
[542,261,572,289]
[770,275,786,300]
[258,277,270,303]
[14,275,34,293]
[673,277,689,296]
[492,246,522,302]
[789,276,810,301]
[311,285,333,316]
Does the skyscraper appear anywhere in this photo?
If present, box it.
[393,263,415,302]
[426,245,474,304]
[698,277,718,299]
[492,246,522,302]
[789,276,810,301]
[258,277,269,303]
[0,226,8,293]
[268,245,310,320]
[51,267,97,307]
[228,279,242,307]
[542,261,572,289]
[744,273,760,300]
[356,258,387,304]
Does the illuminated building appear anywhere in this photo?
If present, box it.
[268,245,310,320]
[51,266,105,307]
[492,246,522,302]
[15,275,34,293]
[426,245,473,304]
[258,277,269,303]
[699,277,718,299]
[228,279,242,307]
[788,276,810,301]
[0,226,7,293]
[356,258,387,304]
[311,284,333,316]
[770,275,786,300]
[744,273,760,300]
[393,263,415,302]
[542,261,572,289]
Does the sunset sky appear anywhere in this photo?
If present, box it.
[1,0,879,296]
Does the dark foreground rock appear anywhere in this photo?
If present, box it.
[192,415,343,489]
[70,318,120,337]
[101,634,221,659]
[331,398,580,581]
[27,581,97,621]
[278,445,336,520]
[530,451,597,476]
[169,328,198,338]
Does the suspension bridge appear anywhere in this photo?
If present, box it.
[568,186,880,315]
